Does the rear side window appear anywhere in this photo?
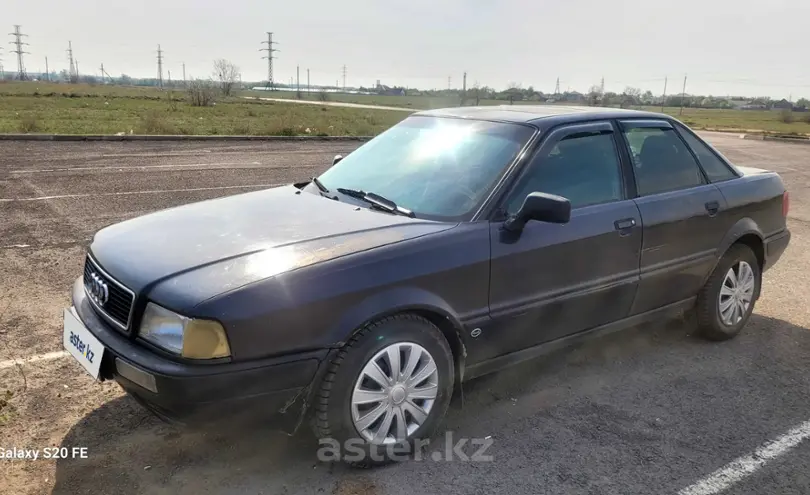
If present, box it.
[675,124,737,183]
[621,127,705,196]
[506,131,623,212]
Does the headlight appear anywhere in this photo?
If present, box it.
[139,303,231,359]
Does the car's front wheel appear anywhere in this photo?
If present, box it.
[696,244,761,341]
[313,314,454,464]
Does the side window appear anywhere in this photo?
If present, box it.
[621,126,705,196]
[506,131,623,213]
[675,124,737,183]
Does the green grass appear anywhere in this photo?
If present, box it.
[238,89,541,110]
[640,106,810,136]
[0,82,408,136]
[2,82,809,136]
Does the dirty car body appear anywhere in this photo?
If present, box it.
[66,105,790,435]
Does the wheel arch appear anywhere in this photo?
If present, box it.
[706,217,765,293]
[328,287,468,383]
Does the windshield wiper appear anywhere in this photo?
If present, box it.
[335,188,415,218]
[311,176,330,193]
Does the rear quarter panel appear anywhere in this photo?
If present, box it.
[715,171,787,240]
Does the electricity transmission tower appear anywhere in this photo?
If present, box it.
[156,45,164,88]
[341,64,347,91]
[554,77,560,95]
[9,25,29,80]
[260,32,279,89]
[67,41,77,82]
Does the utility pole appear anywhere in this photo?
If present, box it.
[0,47,4,80]
[8,25,29,81]
[168,70,172,87]
[99,62,104,82]
[342,64,347,91]
[447,75,451,90]
[296,65,300,99]
[554,77,560,95]
[679,74,687,116]
[307,68,310,95]
[600,76,605,94]
[661,76,668,113]
[67,41,76,83]
[260,32,279,90]
[75,60,80,78]
[156,44,164,89]
[461,71,467,106]
[182,63,186,86]
[45,56,49,81]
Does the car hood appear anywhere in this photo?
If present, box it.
[90,185,454,300]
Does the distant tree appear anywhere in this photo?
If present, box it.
[621,87,642,108]
[213,59,240,96]
[120,74,133,86]
[187,79,217,107]
[59,69,70,82]
[587,85,603,106]
[797,98,810,109]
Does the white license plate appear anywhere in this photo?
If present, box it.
[63,308,105,380]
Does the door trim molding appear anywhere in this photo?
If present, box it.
[489,269,639,319]
[465,297,696,381]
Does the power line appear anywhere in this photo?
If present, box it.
[260,32,279,89]
[156,44,164,88]
[8,25,29,81]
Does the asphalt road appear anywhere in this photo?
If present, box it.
[1,133,809,495]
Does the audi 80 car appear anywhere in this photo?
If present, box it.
[64,105,790,460]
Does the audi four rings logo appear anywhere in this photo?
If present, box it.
[86,272,109,306]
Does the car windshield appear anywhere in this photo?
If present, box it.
[314,116,535,220]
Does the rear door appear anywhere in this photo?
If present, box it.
[617,119,727,315]
[482,122,642,362]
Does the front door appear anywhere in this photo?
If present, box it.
[479,121,643,363]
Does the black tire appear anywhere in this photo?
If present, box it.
[696,244,761,341]
[313,314,454,465]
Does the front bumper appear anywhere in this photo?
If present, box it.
[71,278,330,431]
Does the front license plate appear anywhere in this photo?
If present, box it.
[63,308,105,380]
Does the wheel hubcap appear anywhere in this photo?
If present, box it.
[719,261,755,326]
[351,342,439,445]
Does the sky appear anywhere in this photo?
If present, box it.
[5,0,810,99]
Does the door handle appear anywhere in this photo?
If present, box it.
[705,201,720,217]
[614,218,636,232]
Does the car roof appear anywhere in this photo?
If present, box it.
[414,105,672,127]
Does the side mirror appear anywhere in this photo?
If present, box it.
[503,192,571,232]
[332,154,344,166]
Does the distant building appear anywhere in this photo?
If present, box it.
[376,83,406,96]
[771,99,794,110]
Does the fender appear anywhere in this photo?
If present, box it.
[702,217,763,285]
[327,286,467,347]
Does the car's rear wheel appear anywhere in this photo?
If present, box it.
[313,314,454,465]
[696,244,761,341]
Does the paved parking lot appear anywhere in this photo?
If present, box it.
[1,133,809,494]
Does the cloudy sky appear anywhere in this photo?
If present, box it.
[5,0,809,98]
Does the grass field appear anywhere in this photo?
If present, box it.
[2,81,810,136]
[0,82,407,136]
